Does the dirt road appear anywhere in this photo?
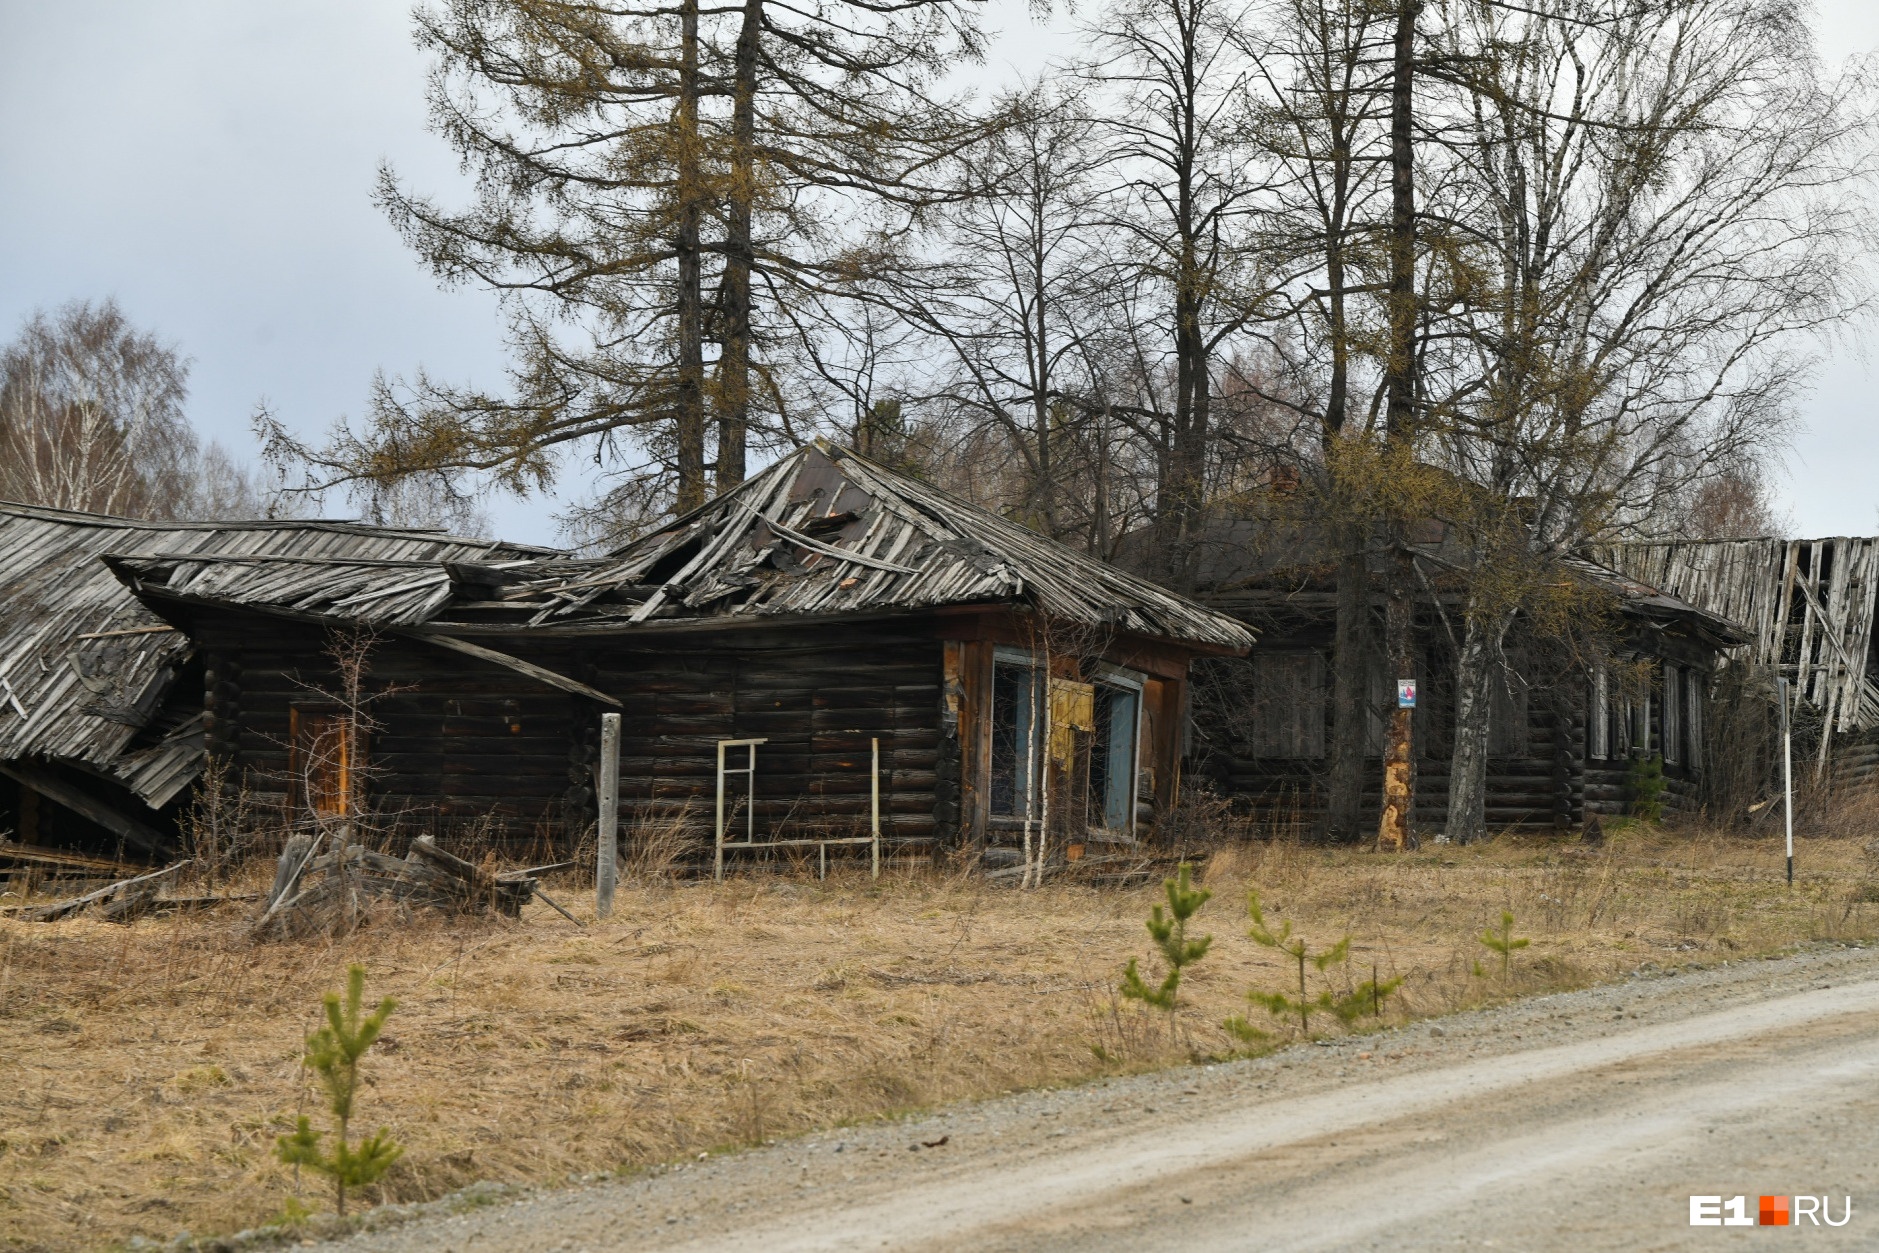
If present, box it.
[322,945,1879,1251]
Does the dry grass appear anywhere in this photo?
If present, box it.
[4,821,1879,1251]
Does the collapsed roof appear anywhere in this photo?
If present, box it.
[1601,536,1879,733]
[114,443,1256,653]
[0,500,553,814]
[1170,513,1749,651]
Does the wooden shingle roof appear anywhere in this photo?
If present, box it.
[113,444,1254,653]
[0,501,549,806]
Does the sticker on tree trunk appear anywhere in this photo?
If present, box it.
[1397,679,1417,709]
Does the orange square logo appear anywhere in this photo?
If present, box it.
[1761,1196,1791,1226]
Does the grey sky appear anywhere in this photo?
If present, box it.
[0,0,1874,544]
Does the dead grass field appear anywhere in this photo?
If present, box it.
[4,823,1879,1251]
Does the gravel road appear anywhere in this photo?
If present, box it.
[317,944,1879,1252]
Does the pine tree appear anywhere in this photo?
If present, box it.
[1478,910,1529,985]
[1230,888,1361,1038]
[1120,862,1213,1021]
[276,965,402,1218]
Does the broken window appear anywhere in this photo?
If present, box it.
[988,648,1144,837]
[1685,668,1705,770]
[1663,664,1681,764]
[989,649,1041,819]
[1590,665,1610,760]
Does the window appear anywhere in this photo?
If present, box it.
[1663,664,1681,764]
[989,652,1041,818]
[1250,652,1326,759]
[290,706,360,819]
[1590,665,1610,760]
[1089,674,1142,832]
[1685,668,1705,770]
[987,648,1144,837]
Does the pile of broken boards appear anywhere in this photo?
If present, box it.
[252,832,570,938]
[8,859,203,922]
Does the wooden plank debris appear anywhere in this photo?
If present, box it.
[251,834,557,937]
[9,859,192,922]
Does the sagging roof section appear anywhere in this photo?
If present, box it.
[1175,513,1745,650]
[114,444,1256,653]
[1601,537,1879,733]
[0,500,553,807]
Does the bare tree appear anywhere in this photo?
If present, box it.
[0,300,194,517]
[1425,0,1875,843]
[892,84,1111,541]
[1073,0,1277,589]
[1235,0,1399,841]
[0,299,298,523]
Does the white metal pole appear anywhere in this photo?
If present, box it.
[1779,676,1793,886]
[871,737,881,880]
[596,712,620,918]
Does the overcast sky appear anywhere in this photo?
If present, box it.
[1,0,1875,545]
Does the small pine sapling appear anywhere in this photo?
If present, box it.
[1229,890,1350,1039]
[1327,959,1405,1026]
[1626,753,1667,821]
[1479,910,1531,984]
[1120,862,1213,1021]
[277,965,403,1217]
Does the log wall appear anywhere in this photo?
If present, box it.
[193,614,948,860]
[1193,635,1708,834]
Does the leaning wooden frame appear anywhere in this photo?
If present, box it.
[712,735,882,881]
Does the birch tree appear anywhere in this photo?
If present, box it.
[0,300,194,518]
[1428,0,1874,843]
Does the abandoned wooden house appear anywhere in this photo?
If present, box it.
[0,500,553,860]
[1179,520,1749,832]
[99,443,1251,871]
[1602,536,1879,791]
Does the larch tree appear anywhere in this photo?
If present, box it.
[268,0,988,538]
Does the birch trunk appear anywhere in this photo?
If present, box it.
[1442,607,1510,846]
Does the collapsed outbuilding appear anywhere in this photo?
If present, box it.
[1602,536,1879,792]
[0,501,549,860]
[97,443,1250,872]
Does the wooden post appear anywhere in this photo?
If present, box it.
[596,712,620,918]
[871,737,881,880]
